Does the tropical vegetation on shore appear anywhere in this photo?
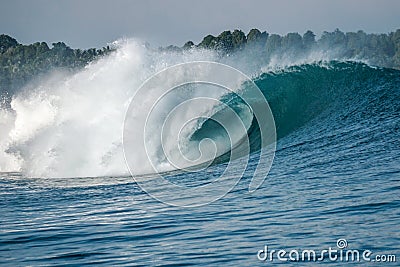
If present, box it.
[1,28,400,96]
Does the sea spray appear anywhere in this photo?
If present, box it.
[0,40,216,177]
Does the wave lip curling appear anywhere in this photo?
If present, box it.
[123,61,276,207]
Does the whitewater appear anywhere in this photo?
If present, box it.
[0,40,222,177]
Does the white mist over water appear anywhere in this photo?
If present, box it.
[0,40,218,177]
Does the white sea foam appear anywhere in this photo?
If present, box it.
[0,40,219,177]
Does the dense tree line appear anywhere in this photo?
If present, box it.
[0,34,113,96]
[179,28,400,68]
[1,28,400,97]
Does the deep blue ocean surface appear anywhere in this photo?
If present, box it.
[1,62,399,266]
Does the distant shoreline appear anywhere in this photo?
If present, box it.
[1,28,400,96]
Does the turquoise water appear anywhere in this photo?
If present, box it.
[1,62,399,265]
